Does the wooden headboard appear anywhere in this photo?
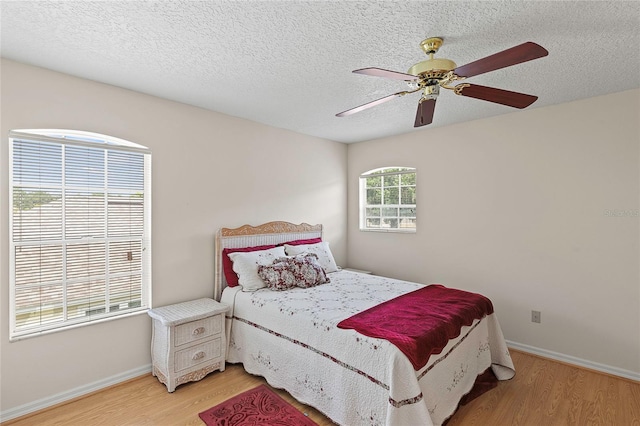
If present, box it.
[214,221,323,300]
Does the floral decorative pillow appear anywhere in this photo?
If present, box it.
[258,253,330,291]
[284,241,339,273]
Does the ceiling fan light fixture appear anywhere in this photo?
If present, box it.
[422,84,439,100]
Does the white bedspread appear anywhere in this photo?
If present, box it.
[221,270,515,426]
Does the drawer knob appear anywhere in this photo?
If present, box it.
[192,351,205,360]
[192,327,205,336]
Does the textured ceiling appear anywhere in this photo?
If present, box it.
[1,1,639,143]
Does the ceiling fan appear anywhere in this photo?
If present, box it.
[336,37,548,127]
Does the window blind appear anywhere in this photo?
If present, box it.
[9,130,151,340]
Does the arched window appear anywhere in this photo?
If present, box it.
[359,167,416,232]
[9,129,151,340]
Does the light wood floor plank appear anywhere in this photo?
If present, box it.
[3,350,639,426]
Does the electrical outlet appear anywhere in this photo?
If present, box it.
[531,310,541,323]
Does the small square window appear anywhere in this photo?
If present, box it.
[359,167,416,233]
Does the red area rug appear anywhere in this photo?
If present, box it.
[199,384,318,426]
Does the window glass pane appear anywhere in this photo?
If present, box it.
[400,207,416,217]
[366,188,381,205]
[65,146,105,188]
[12,140,62,186]
[13,189,62,242]
[15,284,64,329]
[109,275,142,308]
[67,279,106,320]
[366,218,381,228]
[65,192,105,239]
[14,245,63,286]
[382,218,398,228]
[109,240,142,275]
[400,186,416,205]
[383,187,399,204]
[382,207,398,217]
[13,188,61,213]
[108,193,144,237]
[108,151,144,191]
[366,176,381,188]
[400,218,416,229]
[365,207,380,218]
[401,173,415,185]
[383,174,399,187]
[66,242,106,279]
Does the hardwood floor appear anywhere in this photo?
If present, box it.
[448,350,640,426]
[4,349,639,425]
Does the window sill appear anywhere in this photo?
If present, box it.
[359,228,416,234]
[9,308,149,342]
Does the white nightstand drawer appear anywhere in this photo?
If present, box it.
[174,338,222,372]
[174,315,222,347]
[149,298,229,392]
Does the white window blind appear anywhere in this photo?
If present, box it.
[360,167,416,232]
[9,129,151,340]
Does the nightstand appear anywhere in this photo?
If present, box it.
[148,298,229,392]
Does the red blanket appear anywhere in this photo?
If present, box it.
[337,284,494,370]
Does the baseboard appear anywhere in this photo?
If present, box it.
[506,340,640,382]
[0,364,152,422]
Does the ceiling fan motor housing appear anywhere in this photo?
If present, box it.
[407,57,457,80]
[408,37,457,80]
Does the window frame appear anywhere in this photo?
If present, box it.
[359,167,416,233]
[8,129,152,341]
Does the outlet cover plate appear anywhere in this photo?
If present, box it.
[531,310,541,323]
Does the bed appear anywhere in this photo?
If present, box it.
[215,221,515,426]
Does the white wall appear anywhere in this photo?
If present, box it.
[0,59,347,414]
[348,89,640,376]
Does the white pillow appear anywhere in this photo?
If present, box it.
[228,246,287,291]
[284,241,338,273]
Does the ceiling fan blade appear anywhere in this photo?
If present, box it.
[453,42,548,78]
[336,92,408,117]
[353,67,418,81]
[456,84,538,109]
[414,98,436,127]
